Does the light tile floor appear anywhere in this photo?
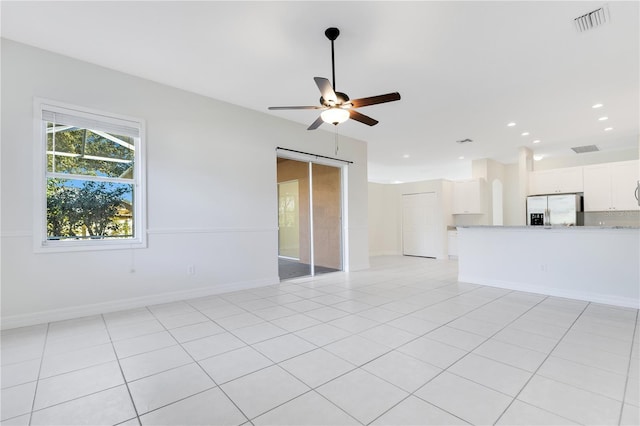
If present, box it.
[1,256,639,425]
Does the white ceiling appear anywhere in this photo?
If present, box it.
[2,1,638,183]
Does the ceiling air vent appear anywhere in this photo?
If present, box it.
[456,138,473,144]
[574,5,609,32]
[571,145,599,154]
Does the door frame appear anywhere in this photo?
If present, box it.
[276,151,348,275]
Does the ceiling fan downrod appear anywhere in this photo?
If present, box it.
[325,27,340,90]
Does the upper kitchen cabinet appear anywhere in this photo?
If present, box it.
[452,178,485,214]
[583,160,640,211]
[529,167,583,195]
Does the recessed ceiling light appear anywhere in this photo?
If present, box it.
[533,154,544,161]
[532,140,541,144]
[598,116,608,121]
[592,103,603,109]
[521,132,530,136]
[507,122,516,127]
[604,127,613,131]
[402,154,410,158]
[458,156,465,160]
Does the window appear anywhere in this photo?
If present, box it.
[35,99,146,251]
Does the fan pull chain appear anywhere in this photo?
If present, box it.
[334,126,339,156]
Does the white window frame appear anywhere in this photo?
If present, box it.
[33,98,147,252]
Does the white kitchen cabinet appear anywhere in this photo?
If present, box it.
[584,160,640,212]
[452,179,484,214]
[611,161,640,210]
[529,167,583,195]
[583,164,610,211]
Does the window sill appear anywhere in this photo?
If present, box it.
[34,237,147,253]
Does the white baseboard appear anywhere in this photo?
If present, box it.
[1,276,280,330]
[458,274,640,309]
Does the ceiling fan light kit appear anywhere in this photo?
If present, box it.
[268,27,401,130]
[321,108,350,125]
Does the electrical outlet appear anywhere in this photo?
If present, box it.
[187,265,195,275]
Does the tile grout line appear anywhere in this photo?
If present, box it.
[240,364,358,423]
[133,386,243,424]
[247,387,365,426]
[176,275,421,366]
[145,303,253,425]
[26,322,49,426]
[101,312,143,426]
[21,342,124,382]
[72,268,469,367]
[169,269,475,424]
[512,312,637,399]
[235,273,426,425]
[186,292,353,414]
[617,308,639,426]
[181,297,326,368]
[26,385,133,423]
[491,301,592,425]
[15,322,136,423]
[291,281,500,376]
[365,290,554,425]
[107,312,316,385]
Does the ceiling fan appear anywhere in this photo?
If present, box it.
[268,27,401,130]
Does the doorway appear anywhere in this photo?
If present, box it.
[276,157,343,280]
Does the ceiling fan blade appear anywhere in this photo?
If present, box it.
[307,116,324,130]
[268,106,323,110]
[349,110,379,126]
[314,77,337,103]
[350,92,401,108]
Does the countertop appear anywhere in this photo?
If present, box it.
[457,225,639,230]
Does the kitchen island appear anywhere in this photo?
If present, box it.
[457,226,640,308]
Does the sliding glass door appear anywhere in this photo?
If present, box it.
[277,158,311,279]
[276,157,342,280]
[311,163,342,274]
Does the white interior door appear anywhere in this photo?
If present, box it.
[402,192,437,258]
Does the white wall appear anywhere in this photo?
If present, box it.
[0,40,369,328]
[502,164,521,226]
[368,183,401,256]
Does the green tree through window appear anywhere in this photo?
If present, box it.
[46,179,132,239]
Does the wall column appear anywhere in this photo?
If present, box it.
[517,147,533,225]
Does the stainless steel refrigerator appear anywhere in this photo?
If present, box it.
[526,194,584,226]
